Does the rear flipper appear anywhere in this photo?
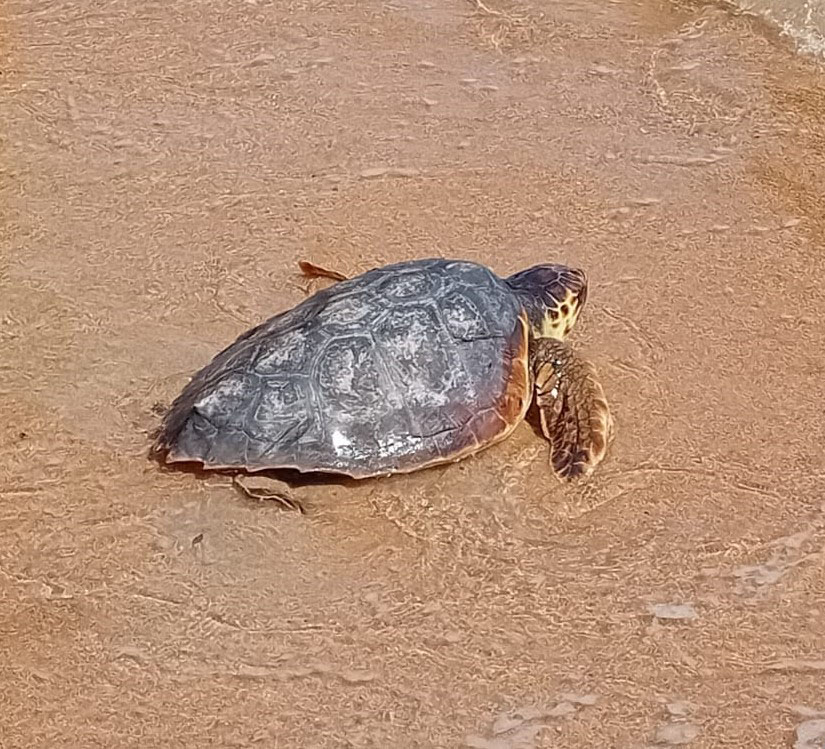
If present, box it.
[531,338,613,480]
[232,475,304,513]
[297,260,350,282]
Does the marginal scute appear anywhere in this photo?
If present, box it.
[205,426,251,466]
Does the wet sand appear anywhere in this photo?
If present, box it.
[2,0,825,746]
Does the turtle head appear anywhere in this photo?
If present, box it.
[506,263,588,340]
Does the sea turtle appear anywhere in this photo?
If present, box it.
[153,257,613,483]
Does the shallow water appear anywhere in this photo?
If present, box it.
[730,0,825,58]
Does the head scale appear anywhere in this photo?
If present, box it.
[506,263,588,340]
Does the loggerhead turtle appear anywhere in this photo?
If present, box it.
[153,258,613,482]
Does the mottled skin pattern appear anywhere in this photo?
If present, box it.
[155,258,613,480]
[532,338,613,479]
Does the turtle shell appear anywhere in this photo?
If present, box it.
[156,258,531,478]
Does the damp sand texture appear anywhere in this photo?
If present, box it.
[2,0,825,747]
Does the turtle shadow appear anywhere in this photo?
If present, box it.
[147,442,361,514]
[147,418,357,485]
[145,398,548,510]
[152,457,357,488]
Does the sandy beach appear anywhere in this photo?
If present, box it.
[2,0,825,746]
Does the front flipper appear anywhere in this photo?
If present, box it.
[531,338,613,481]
